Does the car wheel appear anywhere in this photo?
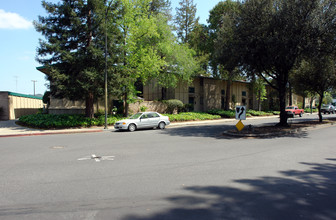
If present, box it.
[158,122,166,129]
[128,124,136,132]
[299,112,302,117]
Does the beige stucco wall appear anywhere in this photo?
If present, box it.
[9,95,44,119]
[0,92,44,120]
[172,78,250,111]
[48,98,86,115]
[128,101,167,115]
[143,77,251,112]
[0,93,9,120]
[48,96,117,115]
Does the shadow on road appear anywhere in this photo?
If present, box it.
[164,123,309,140]
[122,159,336,220]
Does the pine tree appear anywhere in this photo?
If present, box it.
[150,0,172,19]
[174,0,199,44]
[34,0,121,118]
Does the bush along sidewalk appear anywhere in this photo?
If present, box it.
[18,110,279,129]
[18,114,125,129]
[164,112,221,122]
[208,109,279,118]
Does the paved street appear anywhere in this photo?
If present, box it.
[0,114,336,220]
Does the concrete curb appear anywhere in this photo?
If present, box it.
[0,129,103,138]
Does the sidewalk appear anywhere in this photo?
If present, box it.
[0,115,280,138]
[0,120,102,138]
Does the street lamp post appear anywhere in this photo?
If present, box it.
[104,0,113,130]
[104,7,108,130]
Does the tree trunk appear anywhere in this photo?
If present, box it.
[318,93,324,123]
[277,85,288,127]
[85,92,94,118]
[225,79,232,110]
[302,94,306,109]
[123,92,129,117]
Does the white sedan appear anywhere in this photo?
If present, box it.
[114,112,170,132]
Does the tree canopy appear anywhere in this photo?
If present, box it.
[34,0,122,118]
[174,0,199,44]
[35,0,198,117]
[236,0,336,126]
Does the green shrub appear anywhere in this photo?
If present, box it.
[163,99,184,114]
[140,105,148,112]
[208,109,236,118]
[247,110,273,116]
[164,112,221,122]
[304,108,318,113]
[19,114,125,129]
[269,111,280,115]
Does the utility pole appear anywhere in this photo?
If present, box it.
[31,80,37,96]
[104,4,108,129]
[104,0,114,130]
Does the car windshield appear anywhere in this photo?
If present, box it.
[322,104,329,107]
[129,113,142,119]
[286,107,294,109]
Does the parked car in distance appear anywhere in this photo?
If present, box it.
[285,106,304,117]
[321,104,335,114]
[114,112,170,132]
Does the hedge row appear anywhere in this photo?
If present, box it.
[164,112,221,122]
[19,109,279,129]
[19,114,124,129]
[208,109,279,118]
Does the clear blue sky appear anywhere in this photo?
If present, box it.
[0,0,221,96]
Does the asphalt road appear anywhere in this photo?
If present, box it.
[0,114,336,220]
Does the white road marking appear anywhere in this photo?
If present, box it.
[77,155,115,162]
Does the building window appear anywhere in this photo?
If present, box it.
[200,78,204,87]
[189,87,195,93]
[242,91,247,97]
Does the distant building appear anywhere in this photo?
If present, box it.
[142,76,252,112]
[0,92,44,120]
[37,66,311,114]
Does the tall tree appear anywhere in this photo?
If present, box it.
[119,0,198,115]
[35,0,121,118]
[174,0,199,44]
[236,0,336,126]
[189,23,210,76]
[208,0,242,110]
[150,0,172,19]
[292,56,336,122]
